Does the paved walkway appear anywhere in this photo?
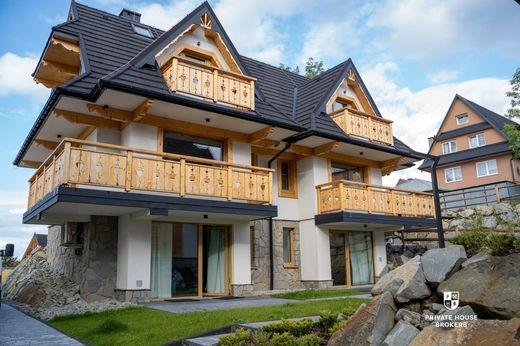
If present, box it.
[144,293,371,314]
[0,303,83,346]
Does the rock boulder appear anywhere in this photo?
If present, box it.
[383,320,420,346]
[328,291,396,346]
[421,246,466,284]
[438,253,520,319]
[372,256,431,303]
[410,318,520,346]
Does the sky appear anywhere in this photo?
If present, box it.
[0,0,519,258]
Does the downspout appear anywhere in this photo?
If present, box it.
[430,156,446,248]
[267,142,293,291]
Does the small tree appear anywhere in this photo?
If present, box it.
[279,58,325,79]
[2,256,19,268]
[503,68,520,158]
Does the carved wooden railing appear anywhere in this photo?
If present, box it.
[162,56,255,111]
[27,139,273,209]
[316,180,435,218]
[330,107,393,146]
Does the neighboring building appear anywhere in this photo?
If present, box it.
[14,1,437,302]
[395,178,446,193]
[22,233,48,259]
[420,94,519,189]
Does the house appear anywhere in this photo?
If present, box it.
[419,95,520,210]
[22,233,48,259]
[14,1,439,302]
[395,178,446,193]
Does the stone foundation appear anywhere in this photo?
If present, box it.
[231,284,254,296]
[114,289,151,303]
[302,280,333,290]
[47,216,118,302]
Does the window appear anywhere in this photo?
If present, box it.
[250,226,257,268]
[328,95,359,113]
[277,159,298,198]
[163,131,223,161]
[456,114,469,125]
[442,140,457,154]
[469,133,486,149]
[178,46,220,67]
[132,24,153,38]
[283,228,296,268]
[331,162,364,182]
[445,167,462,183]
[476,159,498,177]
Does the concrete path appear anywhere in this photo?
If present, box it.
[144,294,370,314]
[0,303,83,346]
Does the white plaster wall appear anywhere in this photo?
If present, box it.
[232,141,251,165]
[156,27,232,71]
[297,156,329,220]
[372,231,387,277]
[334,81,365,112]
[231,221,251,285]
[116,215,152,290]
[121,123,157,152]
[300,221,331,281]
[369,167,383,185]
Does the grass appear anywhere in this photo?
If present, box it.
[272,289,364,300]
[49,298,368,346]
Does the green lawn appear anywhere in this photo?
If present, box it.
[272,289,365,300]
[49,298,368,346]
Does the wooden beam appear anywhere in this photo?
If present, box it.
[34,139,59,150]
[132,99,154,122]
[248,126,274,144]
[54,109,122,130]
[253,139,280,148]
[380,157,405,176]
[86,104,132,122]
[290,144,313,156]
[313,141,340,156]
[20,160,42,169]
[78,126,96,140]
[251,146,299,160]
[42,60,79,75]
[319,151,380,168]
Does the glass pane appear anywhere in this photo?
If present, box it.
[477,163,487,176]
[281,162,290,190]
[331,162,364,182]
[329,232,346,286]
[488,160,497,174]
[349,232,374,286]
[151,223,173,298]
[164,131,223,161]
[171,223,199,297]
[445,169,453,182]
[454,167,462,180]
[203,227,226,294]
[283,229,292,263]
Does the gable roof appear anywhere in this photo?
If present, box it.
[419,94,516,171]
[14,1,425,166]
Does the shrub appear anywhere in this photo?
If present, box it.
[514,237,520,251]
[219,328,250,346]
[92,319,128,334]
[261,318,313,337]
[450,231,489,256]
[295,334,323,346]
[485,233,517,256]
[269,332,321,346]
[318,311,338,330]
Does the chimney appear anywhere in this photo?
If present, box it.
[428,137,434,147]
[119,9,141,23]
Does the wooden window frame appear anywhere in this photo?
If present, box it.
[277,159,298,198]
[282,227,297,269]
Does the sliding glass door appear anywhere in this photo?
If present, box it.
[329,230,374,287]
[151,222,230,299]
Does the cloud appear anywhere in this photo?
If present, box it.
[368,0,520,61]
[0,53,49,100]
[427,70,458,84]
[360,61,510,186]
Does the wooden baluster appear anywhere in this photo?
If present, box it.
[125,151,132,192]
[367,187,372,213]
[180,159,186,197]
[250,80,255,111]
[412,193,417,216]
[213,70,219,102]
[316,186,322,214]
[339,182,345,211]
[51,155,56,190]
[62,142,72,186]
[268,171,273,205]
[390,190,396,215]
[227,166,233,201]
[344,110,349,134]
[171,58,178,92]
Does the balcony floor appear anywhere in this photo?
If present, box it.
[315,211,437,230]
[23,187,277,225]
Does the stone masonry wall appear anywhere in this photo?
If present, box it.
[47,216,118,302]
[250,219,305,293]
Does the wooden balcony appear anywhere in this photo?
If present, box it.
[316,180,435,218]
[27,139,273,209]
[330,108,393,146]
[162,56,255,111]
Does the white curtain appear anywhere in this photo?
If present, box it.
[205,229,225,293]
[349,232,374,286]
[151,223,173,298]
